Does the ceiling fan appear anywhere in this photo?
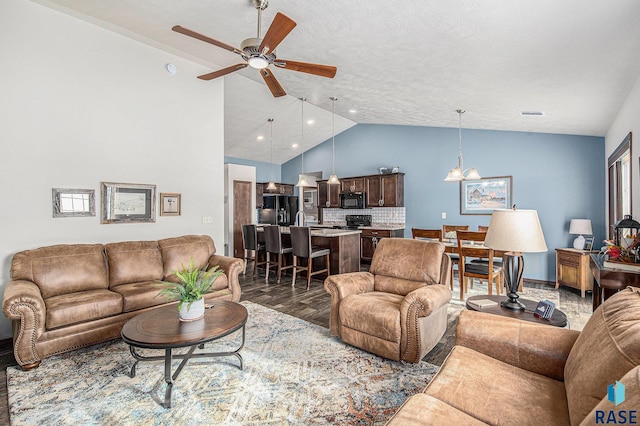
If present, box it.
[172,0,337,98]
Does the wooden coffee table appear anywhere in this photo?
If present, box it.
[465,295,567,327]
[121,300,248,408]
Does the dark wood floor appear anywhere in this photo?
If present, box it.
[0,266,590,424]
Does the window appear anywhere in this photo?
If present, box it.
[608,132,632,237]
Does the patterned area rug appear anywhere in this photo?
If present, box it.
[7,302,439,425]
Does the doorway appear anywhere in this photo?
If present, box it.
[233,180,253,259]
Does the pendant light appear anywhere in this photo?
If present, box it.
[296,98,310,187]
[266,118,277,191]
[444,109,481,181]
[327,97,340,185]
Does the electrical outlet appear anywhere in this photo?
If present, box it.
[202,216,213,224]
[441,212,447,219]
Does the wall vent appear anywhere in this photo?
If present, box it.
[519,110,545,117]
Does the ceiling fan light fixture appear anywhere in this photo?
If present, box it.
[248,56,269,69]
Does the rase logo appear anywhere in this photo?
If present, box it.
[595,381,637,424]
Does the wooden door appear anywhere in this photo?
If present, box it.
[233,180,253,259]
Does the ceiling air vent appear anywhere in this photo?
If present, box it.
[519,110,545,117]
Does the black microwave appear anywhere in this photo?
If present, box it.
[340,192,366,209]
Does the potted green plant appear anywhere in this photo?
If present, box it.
[157,259,223,321]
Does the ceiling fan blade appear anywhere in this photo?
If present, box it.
[260,68,286,98]
[273,60,337,78]
[258,12,297,55]
[172,25,242,55]
[197,64,248,80]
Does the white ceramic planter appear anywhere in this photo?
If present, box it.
[179,298,205,322]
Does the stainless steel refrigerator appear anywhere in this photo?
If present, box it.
[258,195,299,226]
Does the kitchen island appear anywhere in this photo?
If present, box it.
[259,226,362,275]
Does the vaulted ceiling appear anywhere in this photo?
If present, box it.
[33,0,640,164]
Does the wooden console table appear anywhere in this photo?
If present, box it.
[589,254,640,311]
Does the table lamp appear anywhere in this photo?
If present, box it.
[484,207,548,310]
[569,219,592,250]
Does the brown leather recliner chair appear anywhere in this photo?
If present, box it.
[324,238,452,363]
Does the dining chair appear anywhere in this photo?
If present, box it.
[263,225,294,284]
[241,224,266,276]
[477,225,489,232]
[456,230,504,300]
[290,226,331,289]
[442,225,469,289]
[412,228,453,289]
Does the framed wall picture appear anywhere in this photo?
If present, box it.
[101,182,156,224]
[584,236,595,251]
[160,192,181,216]
[52,188,95,218]
[460,176,513,215]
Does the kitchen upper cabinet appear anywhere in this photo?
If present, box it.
[318,180,340,208]
[259,182,294,196]
[256,183,264,208]
[340,177,365,193]
[365,173,404,207]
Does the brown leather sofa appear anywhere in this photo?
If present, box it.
[387,286,640,425]
[2,235,243,370]
[324,238,452,363]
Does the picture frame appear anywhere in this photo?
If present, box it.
[52,188,95,218]
[160,192,181,216]
[101,182,156,224]
[460,176,513,215]
[584,236,595,251]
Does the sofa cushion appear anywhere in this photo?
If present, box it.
[111,280,169,312]
[209,272,228,291]
[11,244,108,299]
[564,286,640,424]
[424,345,570,426]
[370,238,444,295]
[158,235,215,283]
[387,393,488,425]
[105,241,163,288]
[44,289,123,329]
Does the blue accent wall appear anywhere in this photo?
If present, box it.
[225,156,280,183]
[282,124,605,282]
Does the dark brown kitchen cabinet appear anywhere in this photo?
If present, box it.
[365,173,404,207]
[317,180,340,208]
[256,182,295,208]
[360,228,405,261]
[256,183,264,208]
[341,177,365,193]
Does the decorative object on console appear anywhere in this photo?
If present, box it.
[52,188,95,218]
[460,176,512,215]
[327,97,340,185]
[613,215,640,251]
[444,109,481,181]
[266,118,277,191]
[159,193,181,216]
[569,219,592,249]
[156,259,223,321]
[296,98,311,187]
[484,206,548,310]
[101,182,156,224]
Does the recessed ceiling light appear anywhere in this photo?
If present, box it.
[519,110,545,117]
[257,135,264,141]
[306,119,315,125]
[349,109,357,114]
[292,143,299,148]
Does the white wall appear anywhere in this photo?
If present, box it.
[0,1,225,338]
[224,164,257,256]
[605,74,640,217]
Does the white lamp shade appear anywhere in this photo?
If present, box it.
[327,174,341,185]
[296,175,310,187]
[569,219,592,235]
[465,168,481,180]
[444,167,463,181]
[484,209,548,253]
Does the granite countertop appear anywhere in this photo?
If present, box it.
[280,226,361,237]
[315,222,405,231]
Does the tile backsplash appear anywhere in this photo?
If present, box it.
[322,207,405,225]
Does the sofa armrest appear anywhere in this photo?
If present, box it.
[2,280,47,369]
[208,254,243,302]
[324,272,375,336]
[400,284,452,362]
[455,310,580,380]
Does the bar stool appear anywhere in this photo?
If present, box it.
[241,224,266,276]
[290,226,330,290]
[263,225,294,283]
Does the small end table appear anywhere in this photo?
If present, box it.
[465,295,567,327]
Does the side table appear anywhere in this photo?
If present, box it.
[466,295,568,327]
[555,248,594,298]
